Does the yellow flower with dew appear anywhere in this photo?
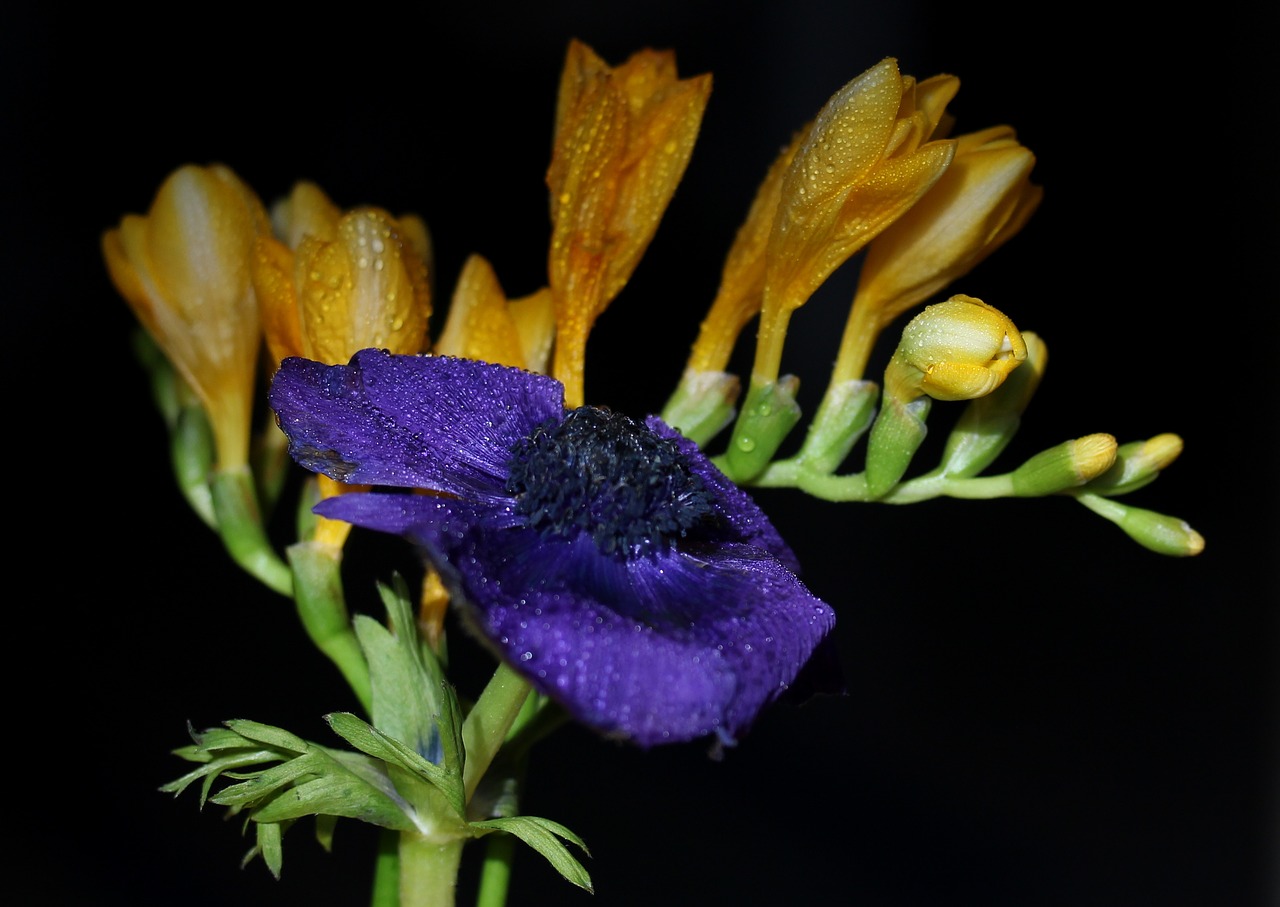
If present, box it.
[832,124,1042,385]
[102,163,270,472]
[717,58,962,481]
[885,294,1027,404]
[252,182,433,553]
[547,38,711,408]
[253,185,432,369]
[751,58,958,392]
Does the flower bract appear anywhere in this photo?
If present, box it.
[269,350,838,747]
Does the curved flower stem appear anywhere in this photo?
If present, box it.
[398,833,465,907]
[287,539,373,714]
[209,466,293,596]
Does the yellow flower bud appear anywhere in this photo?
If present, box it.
[102,163,269,470]
[752,57,957,388]
[1085,433,1185,496]
[885,294,1026,403]
[436,254,555,371]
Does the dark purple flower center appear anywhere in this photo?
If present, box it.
[505,407,716,554]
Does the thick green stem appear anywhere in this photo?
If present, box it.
[398,832,465,907]
[369,829,400,907]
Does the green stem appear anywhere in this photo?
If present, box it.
[288,540,373,714]
[398,832,465,907]
[369,829,400,907]
[475,832,517,907]
[461,662,533,801]
[209,466,293,596]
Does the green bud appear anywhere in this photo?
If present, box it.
[1081,433,1184,496]
[1075,492,1205,556]
[1011,433,1117,497]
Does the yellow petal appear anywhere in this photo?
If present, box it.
[435,254,528,368]
[103,164,268,468]
[271,180,342,249]
[295,208,431,363]
[252,234,304,367]
[686,126,807,374]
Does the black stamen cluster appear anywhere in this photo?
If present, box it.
[505,407,716,554]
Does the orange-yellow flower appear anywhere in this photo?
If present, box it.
[546,39,711,407]
[102,163,270,471]
[252,184,431,370]
[252,181,433,550]
[752,58,958,388]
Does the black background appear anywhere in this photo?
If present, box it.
[12,2,1275,905]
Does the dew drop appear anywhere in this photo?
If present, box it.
[736,436,756,453]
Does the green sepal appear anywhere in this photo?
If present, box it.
[864,395,931,498]
[660,368,741,448]
[792,379,878,475]
[170,403,217,529]
[723,377,802,482]
[252,417,293,518]
[471,816,593,893]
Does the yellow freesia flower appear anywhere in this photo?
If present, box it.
[832,124,1042,383]
[546,38,711,407]
[251,183,433,550]
[253,204,431,368]
[752,58,958,389]
[884,294,1026,403]
[102,163,270,471]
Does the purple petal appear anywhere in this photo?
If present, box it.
[269,350,565,498]
[382,508,837,747]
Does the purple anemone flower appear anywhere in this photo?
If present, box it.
[269,349,837,748]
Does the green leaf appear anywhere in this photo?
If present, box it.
[326,712,466,820]
[471,816,593,892]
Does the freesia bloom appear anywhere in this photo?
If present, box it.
[269,349,837,747]
[547,39,711,407]
[102,163,270,470]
